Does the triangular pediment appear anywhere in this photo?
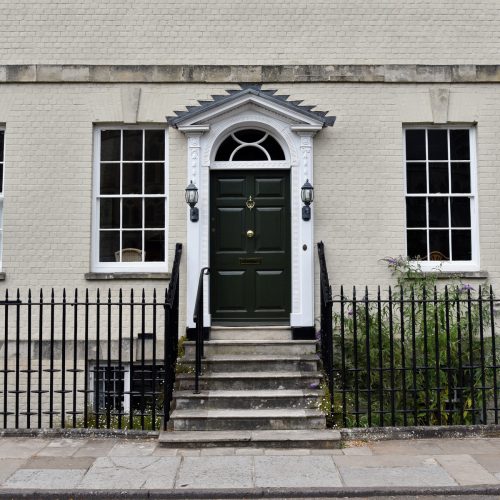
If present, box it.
[166,84,336,128]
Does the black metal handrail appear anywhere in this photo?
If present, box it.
[317,241,334,420]
[162,242,182,430]
[193,267,210,394]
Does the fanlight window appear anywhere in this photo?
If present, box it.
[215,129,285,161]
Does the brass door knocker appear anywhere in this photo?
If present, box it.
[246,195,255,210]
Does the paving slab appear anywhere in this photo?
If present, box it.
[0,438,48,458]
[0,460,26,484]
[370,438,446,455]
[21,456,94,470]
[4,468,86,489]
[342,446,373,455]
[175,456,253,489]
[107,441,157,457]
[73,438,117,457]
[437,439,499,454]
[473,454,500,473]
[339,464,457,487]
[254,455,342,487]
[36,438,87,457]
[334,454,437,468]
[435,454,500,486]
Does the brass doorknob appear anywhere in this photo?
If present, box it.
[246,229,255,238]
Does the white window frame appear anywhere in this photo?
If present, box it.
[403,125,480,272]
[0,126,4,270]
[92,125,169,273]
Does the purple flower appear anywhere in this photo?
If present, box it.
[347,308,353,317]
[309,382,320,389]
[459,284,475,293]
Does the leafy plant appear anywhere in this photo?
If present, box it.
[328,257,497,428]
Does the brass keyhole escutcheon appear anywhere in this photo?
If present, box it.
[246,229,255,238]
[246,195,255,210]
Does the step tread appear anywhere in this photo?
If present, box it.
[173,389,322,398]
[184,340,316,345]
[176,371,322,379]
[170,409,324,419]
[159,429,340,444]
[180,354,319,362]
[211,326,292,331]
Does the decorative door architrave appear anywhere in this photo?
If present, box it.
[167,86,336,330]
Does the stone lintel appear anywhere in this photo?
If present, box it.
[1,64,500,83]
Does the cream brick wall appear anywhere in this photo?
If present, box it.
[0,82,499,334]
[0,1,499,65]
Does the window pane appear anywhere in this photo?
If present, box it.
[100,163,120,194]
[145,163,164,194]
[406,198,426,228]
[122,198,142,228]
[451,162,471,193]
[123,163,142,194]
[123,130,142,161]
[100,231,120,262]
[122,231,143,256]
[100,198,120,229]
[406,163,426,193]
[0,130,4,162]
[428,129,448,160]
[145,130,165,161]
[451,198,471,227]
[215,135,239,161]
[0,164,3,194]
[260,135,285,160]
[232,146,268,161]
[407,230,427,260]
[101,130,121,161]
[145,231,165,261]
[429,197,448,228]
[428,162,449,193]
[145,199,164,228]
[233,129,266,143]
[450,129,470,160]
[452,230,472,260]
[405,130,426,160]
[429,230,450,261]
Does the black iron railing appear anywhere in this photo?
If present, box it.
[193,267,210,394]
[317,241,334,420]
[0,243,182,432]
[317,243,500,428]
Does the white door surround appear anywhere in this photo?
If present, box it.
[166,86,335,331]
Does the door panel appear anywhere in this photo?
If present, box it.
[215,208,246,252]
[255,207,284,252]
[255,270,287,312]
[210,170,291,323]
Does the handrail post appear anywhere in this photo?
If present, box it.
[194,267,210,394]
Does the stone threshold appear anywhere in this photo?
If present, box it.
[2,64,500,84]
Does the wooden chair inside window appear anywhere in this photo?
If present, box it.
[429,251,448,261]
[115,248,144,262]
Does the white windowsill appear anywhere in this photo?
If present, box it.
[85,272,171,280]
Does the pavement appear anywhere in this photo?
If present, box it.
[1,436,500,498]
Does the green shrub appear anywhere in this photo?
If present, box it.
[329,257,497,427]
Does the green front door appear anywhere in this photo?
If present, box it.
[210,170,291,324]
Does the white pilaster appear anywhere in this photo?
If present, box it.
[290,130,316,328]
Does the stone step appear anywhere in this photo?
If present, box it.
[184,340,316,357]
[176,371,322,391]
[173,389,322,410]
[210,326,292,341]
[178,354,319,372]
[168,409,326,431]
[158,429,341,449]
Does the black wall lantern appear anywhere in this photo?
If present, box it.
[185,180,199,222]
[301,179,314,221]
